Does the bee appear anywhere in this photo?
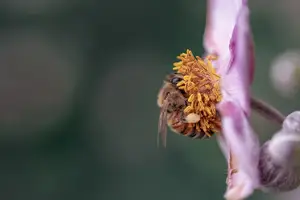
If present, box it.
[157,73,215,147]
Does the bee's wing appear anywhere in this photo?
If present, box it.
[158,105,168,148]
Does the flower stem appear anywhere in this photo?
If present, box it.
[250,97,286,125]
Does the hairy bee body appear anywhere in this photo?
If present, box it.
[157,73,215,146]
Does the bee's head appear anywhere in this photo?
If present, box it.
[165,73,183,86]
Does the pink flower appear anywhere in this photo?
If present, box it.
[204,0,260,199]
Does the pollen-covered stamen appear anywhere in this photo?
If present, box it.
[173,49,222,136]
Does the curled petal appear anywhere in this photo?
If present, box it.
[217,100,260,200]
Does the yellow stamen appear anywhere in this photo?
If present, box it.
[188,94,195,102]
[173,49,222,136]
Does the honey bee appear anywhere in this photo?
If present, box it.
[157,73,215,147]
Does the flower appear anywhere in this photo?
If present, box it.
[171,0,260,198]
[169,0,300,199]
[203,0,260,199]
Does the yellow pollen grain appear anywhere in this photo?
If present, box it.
[173,49,222,136]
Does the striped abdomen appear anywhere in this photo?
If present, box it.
[167,111,214,139]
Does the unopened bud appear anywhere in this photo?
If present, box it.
[259,111,300,192]
[283,111,300,133]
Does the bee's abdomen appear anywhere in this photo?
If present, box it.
[168,112,209,139]
[182,123,207,139]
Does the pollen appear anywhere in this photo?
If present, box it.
[173,49,222,137]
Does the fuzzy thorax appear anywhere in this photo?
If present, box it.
[173,49,222,136]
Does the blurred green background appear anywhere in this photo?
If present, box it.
[0,0,299,200]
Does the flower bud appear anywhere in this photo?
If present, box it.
[283,111,300,133]
[259,111,300,192]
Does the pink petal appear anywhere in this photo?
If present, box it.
[204,0,244,61]
[204,0,255,115]
[218,100,260,199]
[223,5,254,115]
[205,1,259,198]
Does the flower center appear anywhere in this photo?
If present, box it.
[173,49,222,135]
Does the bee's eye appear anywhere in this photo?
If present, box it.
[171,77,181,85]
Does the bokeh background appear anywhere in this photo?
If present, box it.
[0,0,300,200]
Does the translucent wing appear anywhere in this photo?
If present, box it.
[158,104,168,148]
